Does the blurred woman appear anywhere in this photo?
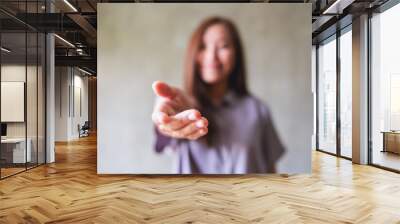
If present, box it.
[152,16,285,174]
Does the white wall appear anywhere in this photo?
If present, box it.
[1,65,40,138]
[98,3,312,174]
[72,72,89,138]
[55,67,69,141]
[1,66,26,136]
[55,67,89,141]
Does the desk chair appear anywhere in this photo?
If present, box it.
[79,121,90,138]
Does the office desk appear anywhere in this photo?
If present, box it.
[1,138,31,164]
[382,131,400,154]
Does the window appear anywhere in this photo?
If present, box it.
[371,2,400,171]
[316,25,353,159]
[340,28,352,158]
[317,36,337,154]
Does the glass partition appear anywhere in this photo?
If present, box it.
[0,1,46,179]
[371,3,400,171]
[0,31,28,177]
[317,35,337,154]
[339,28,352,158]
[27,30,38,169]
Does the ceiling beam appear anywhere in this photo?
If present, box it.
[55,55,96,69]
[67,13,97,45]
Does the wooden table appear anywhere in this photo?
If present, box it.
[0,138,32,164]
[381,131,400,154]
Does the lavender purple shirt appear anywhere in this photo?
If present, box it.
[154,91,285,174]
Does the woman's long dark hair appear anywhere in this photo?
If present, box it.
[184,16,249,145]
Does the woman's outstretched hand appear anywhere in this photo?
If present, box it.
[152,81,208,140]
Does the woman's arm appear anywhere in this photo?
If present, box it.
[152,81,209,152]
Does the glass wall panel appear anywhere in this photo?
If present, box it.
[0,30,28,177]
[318,36,337,154]
[340,29,352,158]
[371,3,400,171]
[27,30,38,169]
[0,1,46,179]
[26,0,39,169]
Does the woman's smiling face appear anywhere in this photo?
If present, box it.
[196,23,236,85]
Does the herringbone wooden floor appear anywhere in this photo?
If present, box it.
[1,134,400,223]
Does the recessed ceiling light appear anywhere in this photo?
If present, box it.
[1,47,11,53]
[322,0,354,15]
[63,0,78,12]
[78,67,93,76]
[54,34,75,48]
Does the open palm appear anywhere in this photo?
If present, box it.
[152,81,208,140]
